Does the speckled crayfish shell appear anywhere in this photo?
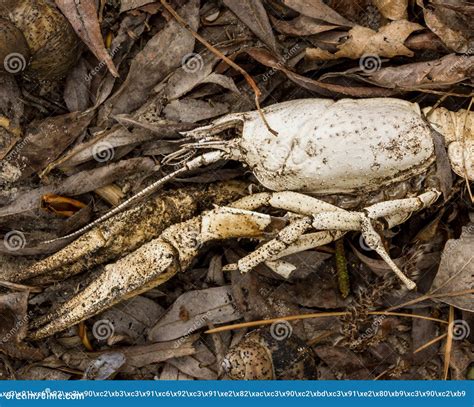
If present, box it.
[233,98,437,195]
[222,328,317,380]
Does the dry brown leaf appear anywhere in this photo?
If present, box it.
[0,158,155,227]
[163,52,218,100]
[411,308,438,364]
[93,14,147,110]
[83,353,126,380]
[289,267,349,309]
[17,366,71,380]
[0,73,23,159]
[373,0,408,20]
[247,47,396,97]
[355,54,474,89]
[55,336,197,373]
[0,292,44,361]
[148,286,243,342]
[55,0,119,77]
[423,9,470,53]
[64,59,92,112]
[93,296,164,346]
[168,355,217,380]
[283,0,354,27]
[40,194,87,218]
[0,291,29,343]
[306,20,423,60]
[1,111,94,182]
[326,54,474,91]
[430,225,474,312]
[107,0,200,115]
[163,99,229,123]
[57,126,156,168]
[313,345,374,379]
[449,340,474,380]
[120,0,156,13]
[223,0,277,52]
[271,15,339,36]
[120,336,198,372]
[421,2,472,53]
[159,363,193,380]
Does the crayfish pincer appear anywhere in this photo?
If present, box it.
[0,0,78,79]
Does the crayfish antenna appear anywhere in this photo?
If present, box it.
[41,150,228,244]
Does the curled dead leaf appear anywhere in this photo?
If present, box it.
[373,0,408,20]
[40,194,87,218]
[430,225,474,312]
[55,0,119,77]
[306,20,423,61]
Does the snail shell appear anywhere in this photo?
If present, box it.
[0,0,78,79]
[222,328,318,380]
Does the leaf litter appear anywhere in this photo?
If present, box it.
[0,0,472,381]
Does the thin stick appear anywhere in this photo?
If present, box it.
[159,0,277,136]
[413,333,447,354]
[205,311,448,334]
[385,288,474,312]
[443,306,454,380]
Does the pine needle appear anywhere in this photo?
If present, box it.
[385,289,474,312]
[205,311,447,334]
[443,306,454,380]
[414,333,447,354]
